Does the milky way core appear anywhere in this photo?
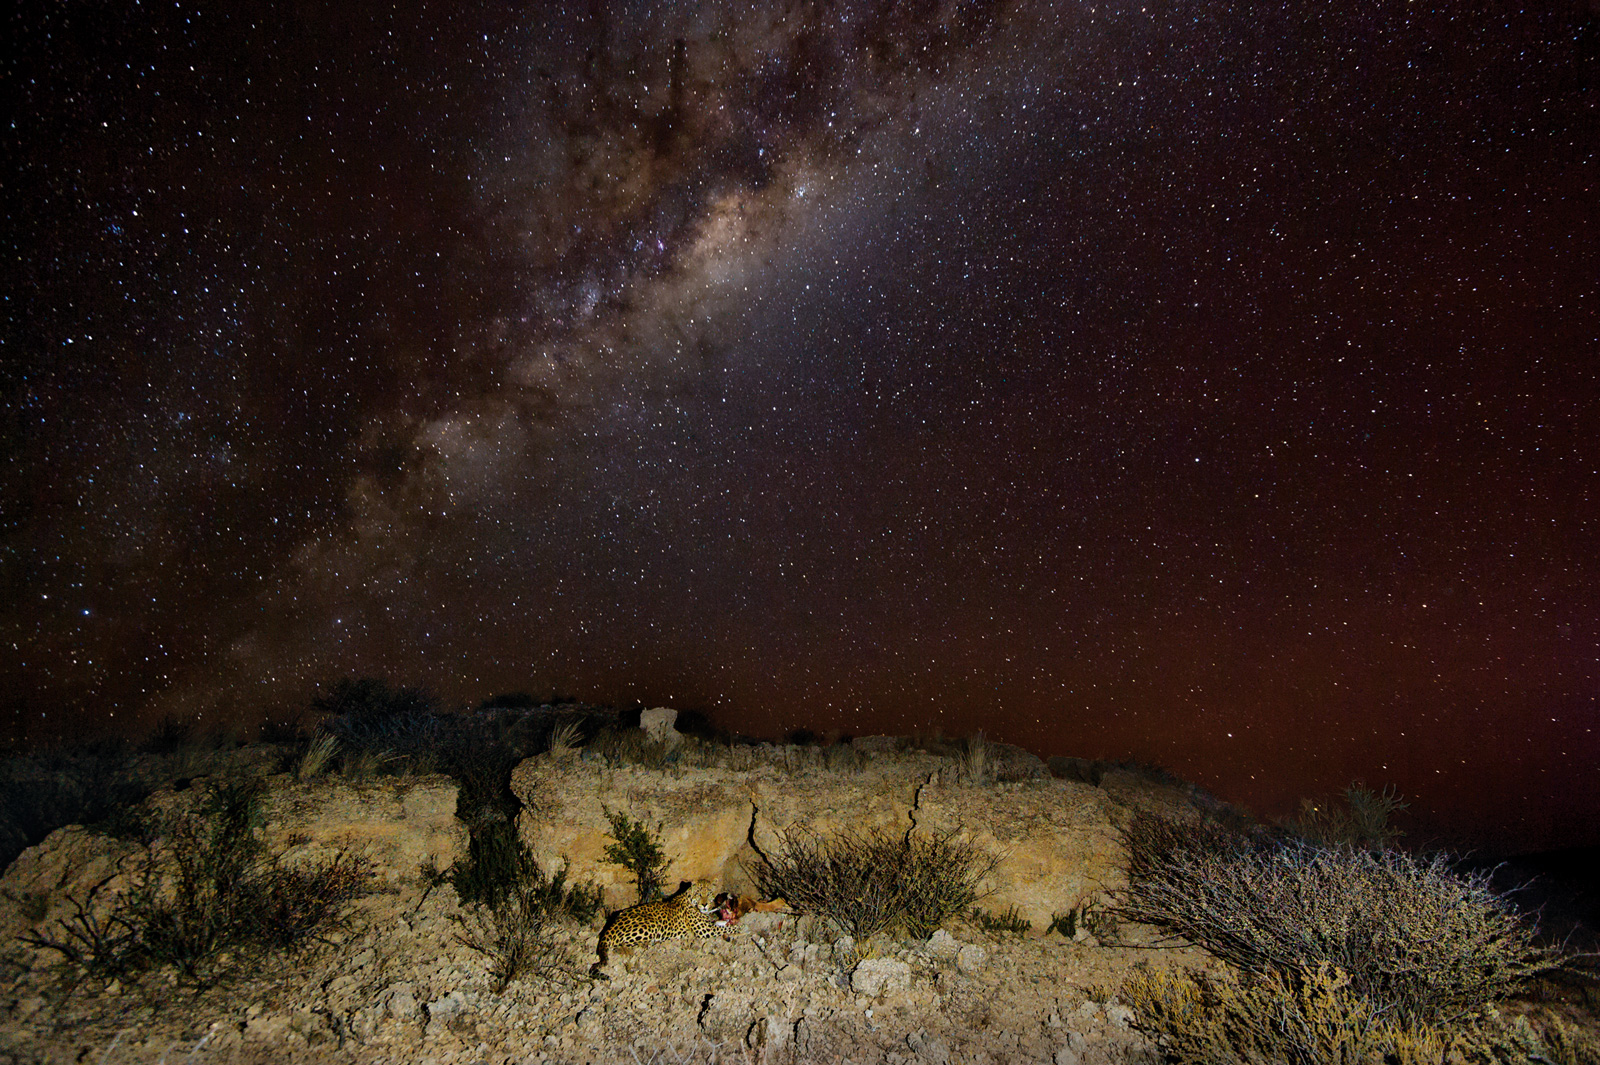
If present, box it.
[6,0,1597,850]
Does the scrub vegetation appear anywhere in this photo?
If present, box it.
[1113,788,1585,1063]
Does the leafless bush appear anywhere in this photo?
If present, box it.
[1116,810,1559,1025]
[23,778,369,984]
[454,890,574,992]
[754,827,997,940]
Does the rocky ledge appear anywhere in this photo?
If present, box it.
[0,734,1225,1064]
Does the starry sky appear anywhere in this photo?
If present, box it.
[4,0,1597,852]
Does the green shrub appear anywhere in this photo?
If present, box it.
[446,820,599,921]
[754,827,997,940]
[449,820,540,909]
[23,777,368,983]
[601,808,668,904]
[1116,810,1559,1025]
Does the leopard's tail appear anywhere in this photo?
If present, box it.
[589,943,609,980]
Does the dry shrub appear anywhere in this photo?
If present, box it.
[589,726,673,769]
[24,778,368,984]
[1117,810,1559,1025]
[754,827,997,940]
[1122,965,1600,1065]
[454,890,578,992]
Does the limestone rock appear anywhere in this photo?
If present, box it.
[957,944,988,973]
[908,1028,953,1063]
[262,774,465,885]
[851,957,912,997]
[640,707,682,746]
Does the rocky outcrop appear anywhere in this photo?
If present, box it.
[256,774,465,885]
[511,749,1127,926]
[0,742,1217,1065]
[0,773,464,947]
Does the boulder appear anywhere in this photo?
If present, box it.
[640,706,683,747]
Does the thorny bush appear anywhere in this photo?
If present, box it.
[754,826,997,941]
[1115,810,1559,1026]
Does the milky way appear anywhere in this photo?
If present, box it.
[5,0,1597,849]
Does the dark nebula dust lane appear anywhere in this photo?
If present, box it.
[4,0,1597,851]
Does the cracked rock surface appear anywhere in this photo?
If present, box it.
[1,748,1226,1064]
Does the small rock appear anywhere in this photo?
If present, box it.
[244,1014,288,1042]
[1054,1031,1089,1065]
[387,984,420,1021]
[907,1028,952,1064]
[956,944,988,973]
[327,973,361,995]
[1106,1003,1135,1029]
[851,958,913,997]
[924,929,960,958]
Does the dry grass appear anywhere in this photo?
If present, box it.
[1122,964,1600,1065]
[295,733,339,781]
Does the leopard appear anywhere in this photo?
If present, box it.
[589,881,737,980]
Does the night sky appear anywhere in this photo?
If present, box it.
[5,0,1597,852]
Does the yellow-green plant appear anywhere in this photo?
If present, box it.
[296,734,339,781]
[1122,964,1600,1065]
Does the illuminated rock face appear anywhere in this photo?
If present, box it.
[639,706,682,747]
[0,773,467,948]
[510,746,1131,929]
[0,744,1209,1065]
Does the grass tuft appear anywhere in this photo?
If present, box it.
[295,733,339,781]
[971,904,1031,936]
